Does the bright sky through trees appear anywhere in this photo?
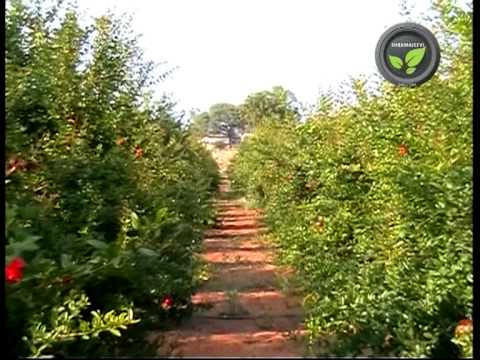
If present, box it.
[76,0,437,113]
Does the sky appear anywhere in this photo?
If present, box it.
[75,0,439,114]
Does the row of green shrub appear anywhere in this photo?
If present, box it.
[229,2,472,357]
[6,1,219,357]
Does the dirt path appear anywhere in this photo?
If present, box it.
[148,149,306,357]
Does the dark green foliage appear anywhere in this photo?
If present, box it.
[239,86,301,128]
[5,0,219,357]
[229,1,472,357]
[189,103,245,145]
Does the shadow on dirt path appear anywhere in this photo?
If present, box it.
[146,150,306,357]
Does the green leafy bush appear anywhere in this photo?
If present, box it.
[5,0,219,357]
[229,1,472,357]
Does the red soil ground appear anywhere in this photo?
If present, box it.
[147,151,306,357]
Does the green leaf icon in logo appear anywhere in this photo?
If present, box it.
[388,55,403,70]
[405,47,426,67]
[406,67,416,75]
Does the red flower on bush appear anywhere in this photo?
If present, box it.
[62,275,73,285]
[134,145,144,159]
[455,319,473,337]
[6,157,27,176]
[5,257,26,284]
[398,144,408,157]
[6,156,39,175]
[161,295,174,310]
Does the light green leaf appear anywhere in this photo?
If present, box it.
[109,329,121,337]
[405,47,426,67]
[7,236,41,257]
[388,55,403,69]
[112,256,122,268]
[61,254,73,268]
[138,247,158,257]
[86,239,108,250]
[406,67,416,75]
[155,208,169,223]
[130,211,140,230]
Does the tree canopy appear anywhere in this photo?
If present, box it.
[208,103,244,143]
[189,103,245,145]
[239,86,300,128]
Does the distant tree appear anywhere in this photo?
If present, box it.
[189,111,210,139]
[313,91,334,118]
[239,86,300,128]
[207,103,244,146]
